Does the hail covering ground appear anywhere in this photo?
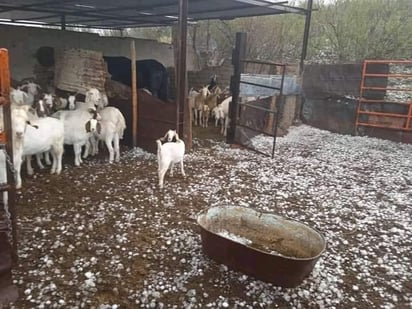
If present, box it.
[8,125,412,308]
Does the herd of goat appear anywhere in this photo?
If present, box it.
[0,76,232,189]
[188,76,232,136]
[0,81,126,189]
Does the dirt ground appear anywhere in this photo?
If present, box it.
[5,125,412,308]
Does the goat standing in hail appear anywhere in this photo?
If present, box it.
[156,130,186,189]
[89,106,127,163]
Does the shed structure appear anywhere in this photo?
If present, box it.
[0,1,313,304]
[0,0,312,148]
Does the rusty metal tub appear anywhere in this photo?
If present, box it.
[197,206,326,287]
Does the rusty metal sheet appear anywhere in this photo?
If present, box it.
[197,206,326,288]
[110,90,176,153]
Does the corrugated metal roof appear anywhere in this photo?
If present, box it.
[0,0,308,29]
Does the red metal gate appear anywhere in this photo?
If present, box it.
[356,60,412,133]
[0,48,19,305]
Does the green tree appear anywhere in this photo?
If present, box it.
[310,0,412,62]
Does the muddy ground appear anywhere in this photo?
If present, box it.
[5,125,412,308]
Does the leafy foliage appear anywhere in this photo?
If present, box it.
[192,0,411,63]
[120,0,411,64]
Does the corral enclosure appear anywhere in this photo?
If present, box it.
[0,0,411,307]
[302,63,412,143]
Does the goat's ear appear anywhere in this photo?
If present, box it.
[97,122,102,134]
[85,120,91,133]
[20,84,28,90]
[26,121,39,129]
[87,108,95,114]
[28,107,36,115]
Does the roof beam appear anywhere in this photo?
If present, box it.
[0,4,164,25]
[235,0,307,14]
[20,1,290,26]
[0,0,76,14]
[0,0,309,29]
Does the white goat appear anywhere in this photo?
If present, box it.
[62,94,76,110]
[215,96,231,137]
[52,108,100,166]
[32,98,51,118]
[10,88,28,106]
[190,86,210,126]
[82,88,106,110]
[10,106,36,189]
[77,88,109,158]
[156,130,186,189]
[89,106,126,163]
[101,93,109,108]
[42,94,55,112]
[20,82,41,106]
[202,104,210,128]
[23,117,64,180]
[27,99,53,169]
[75,89,108,115]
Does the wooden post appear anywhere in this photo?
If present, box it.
[265,96,278,134]
[228,32,247,144]
[177,0,191,150]
[131,40,138,147]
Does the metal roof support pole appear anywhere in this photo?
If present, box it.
[176,0,189,148]
[131,40,138,147]
[60,14,66,30]
[298,0,313,121]
[299,0,313,75]
[227,32,247,144]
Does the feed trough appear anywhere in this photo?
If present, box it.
[197,206,326,287]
